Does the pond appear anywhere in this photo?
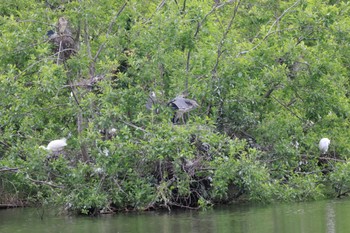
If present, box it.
[1,198,350,233]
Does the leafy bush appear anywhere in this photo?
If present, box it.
[1,0,350,215]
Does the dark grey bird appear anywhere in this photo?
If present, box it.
[47,17,75,63]
[146,91,157,111]
[168,94,199,124]
[47,29,57,39]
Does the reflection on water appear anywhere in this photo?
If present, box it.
[326,202,336,233]
[1,199,350,233]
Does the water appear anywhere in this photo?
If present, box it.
[1,199,350,233]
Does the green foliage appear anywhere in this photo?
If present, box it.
[276,174,325,201]
[329,162,350,197]
[212,146,274,202]
[1,0,350,215]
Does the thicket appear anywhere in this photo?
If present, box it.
[1,0,350,215]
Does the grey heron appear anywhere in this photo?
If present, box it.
[168,94,199,124]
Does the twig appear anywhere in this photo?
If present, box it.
[271,95,303,121]
[17,19,55,27]
[57,40,63,65]
[236,0,301,57]
[84,17,94,76]
[212,0,241,75]
[0,167,19,173]
[168,201,200,210]
[294,169,329,175]
[185,1,237,90]
[319,156,345,162]
[27,176,64,189]
[13,49,77,80]
[181,0,186,13]
[143,0,167,23]
[264,0,300,40]
[263,82,280,98]
[0,204,26,208]
[186,1,231,73]
[93,2,128,62]
[68,83,83,110]
[0,141,11,150]
[120,119,151,134]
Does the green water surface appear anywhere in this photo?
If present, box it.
[1,199,349,233]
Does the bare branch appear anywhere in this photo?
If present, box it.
[84,17,94,77]
[84,17,93,60]
[93,2,128,62]
[212,0,241,75]
[263,82,281,98]
[185,1,220,74]
[271,95,303,121]
[237,0,301,56]
[181,0,186,13]
[68,83,83,110]
[27,176,64,189]
[57,40,63,65]
[144,0,167,23]
[319,156,345,162]
[17,19,55,27]
[186,0,236,89]
[0,167,19,173]
[13,48,77,80]
[120,119,151,134]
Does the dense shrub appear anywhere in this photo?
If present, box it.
[1,0,350,214]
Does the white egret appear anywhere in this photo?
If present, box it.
[40,138,67,152]
[319,138,330,154]
[108,128,117,135]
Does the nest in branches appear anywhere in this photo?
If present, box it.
[48,17,76,63]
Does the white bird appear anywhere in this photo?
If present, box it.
[40,138,67,152]
[108,128,117,135]
[319,138,330,154]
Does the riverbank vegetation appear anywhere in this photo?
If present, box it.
[1,0,350,215]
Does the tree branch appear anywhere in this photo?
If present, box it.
[186,0,236,89]
[271,95,303,121]
[236,0,301,57]
[212,0,241,75]
[93,2,128,62]
[144,0,167,23]
[120,119,151,134]
[27,176,64,189]
[0,167,19,173]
